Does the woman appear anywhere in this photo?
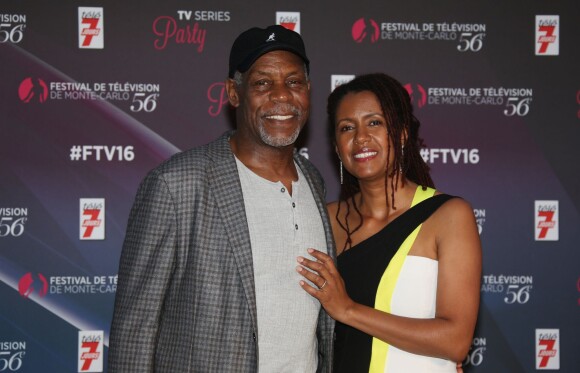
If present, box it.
[296,73,481,372]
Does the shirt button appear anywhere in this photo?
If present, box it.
[292,202,296,208]
[281,187,286,193]
[295,224,299,230]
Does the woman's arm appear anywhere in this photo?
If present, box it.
[297,198,481,362]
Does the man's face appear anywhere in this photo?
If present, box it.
[227,50,311,148]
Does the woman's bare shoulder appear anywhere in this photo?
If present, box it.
[436,193,475,219]
[430,193,480,251]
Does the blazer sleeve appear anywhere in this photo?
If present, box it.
[108,170,177,372]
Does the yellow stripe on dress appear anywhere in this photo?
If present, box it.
[368,186,436,373]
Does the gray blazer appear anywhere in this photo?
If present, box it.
[108,131,335,372]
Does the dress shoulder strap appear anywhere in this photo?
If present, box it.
[410,186,436,207]
[370,186,455,372]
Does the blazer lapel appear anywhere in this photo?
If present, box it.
[207,132,258,330]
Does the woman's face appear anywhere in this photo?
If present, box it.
[334,90,394,183]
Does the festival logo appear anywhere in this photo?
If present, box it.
[463,337,486,368]
[78,7,103,49]
[54,81,160,111]
[473,208,486,235]
[354,17,487,52]
[408,83,533,116]
[0,14,27,44]
[535,15,559,56]
[481,274,533,304]
[18,273,48,298]
[352,18,380,43]
[330,75,355,92]
[535,329,559,369]
[535,200,558,241]
[0,207,28,237]
[19,78,161,112]
[404,83,427,108]
[80,198,104,240]
[0,341,26,371]
[276,12,300,33]
[19,272,117,298]
[78,331,103,372]
[18,77,48,104]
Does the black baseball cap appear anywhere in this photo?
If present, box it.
[228,25,309,78]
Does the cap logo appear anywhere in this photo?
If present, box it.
[266,33,276,42]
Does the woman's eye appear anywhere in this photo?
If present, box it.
[339,125,353,132]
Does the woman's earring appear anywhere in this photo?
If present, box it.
[340,161,344,185]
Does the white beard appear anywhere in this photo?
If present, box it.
[258,124,301,147]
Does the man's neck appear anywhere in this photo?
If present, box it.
[229,135,298,193]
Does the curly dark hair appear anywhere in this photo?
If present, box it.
[327,73,434,249]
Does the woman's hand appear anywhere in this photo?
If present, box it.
[296,248,355,322]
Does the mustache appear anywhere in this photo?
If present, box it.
[262,104,301,117]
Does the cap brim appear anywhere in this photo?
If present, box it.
[233,43,309,76]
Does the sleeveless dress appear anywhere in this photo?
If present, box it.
[334,186,457,373]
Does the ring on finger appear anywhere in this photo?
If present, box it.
[320,279,327,289]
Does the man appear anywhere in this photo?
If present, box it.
[108,25,335,372]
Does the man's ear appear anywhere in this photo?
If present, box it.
[225,78,240,108]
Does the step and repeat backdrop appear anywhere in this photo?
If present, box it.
[1,0,579,372]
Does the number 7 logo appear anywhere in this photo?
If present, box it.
[535,201,558,241]
[80,18,100,46]
[80,341,100,371]
[537,339,556,368]
[536,211,555,239]
[537,25,556,54]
